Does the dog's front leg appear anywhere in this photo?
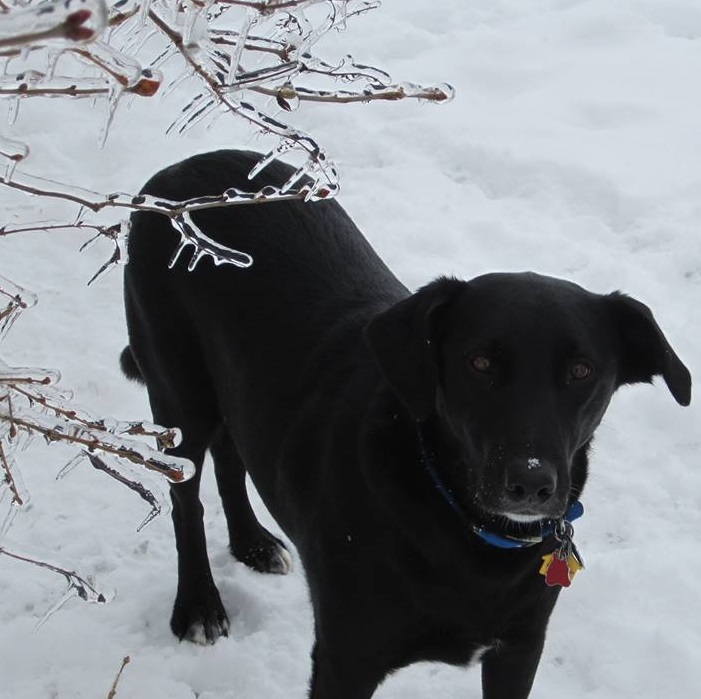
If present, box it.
[480,636,545,699]
[308,642,386,699]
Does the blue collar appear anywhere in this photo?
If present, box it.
[472,500,584,549]
[417,425,585,549]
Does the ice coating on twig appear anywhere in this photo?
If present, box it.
[57,452,170,532]
[0,0,452,619]
[0,0,108,52]
[0,275,37,342]
[2,0,452,276]
[0,285,193,614]
[0,541,114,628]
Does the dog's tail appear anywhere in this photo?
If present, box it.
[120,346,144,384]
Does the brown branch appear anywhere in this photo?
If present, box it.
[252,82,454,105]
[107,656,131,699]
[0,545,108,602]
[0,440,24,506]
[0,222,110,238]
[10,383,108,431]
[1,412,188,482]
[218,0,327,13]
[0,168,306,216]
[0,76,160,98]
[0,6,100,52]
[5,380,179,451]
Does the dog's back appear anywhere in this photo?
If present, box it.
[125,152,404,421]
[123,150,405,530]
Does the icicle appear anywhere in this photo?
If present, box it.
[169,213,254,272]
[56,452,86,481]
[81,39,144,89]
[0,490,19,541]
[6,98,20,126]
[227,8,256,85]
[85,453,170,532]
[97,82,124,148]
[166,93,218,135]
[248,140,297,180]
[137,0,153,26]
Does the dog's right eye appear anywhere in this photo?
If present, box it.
[470,355,493,374]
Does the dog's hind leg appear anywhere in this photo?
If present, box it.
[210,425,292,575]
[125,336,229,642]
[168,446,230,644]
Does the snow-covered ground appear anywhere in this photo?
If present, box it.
[1,0,700,697]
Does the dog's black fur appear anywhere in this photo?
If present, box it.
[121,150,691,699]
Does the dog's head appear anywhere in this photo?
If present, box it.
[366,273,691,524]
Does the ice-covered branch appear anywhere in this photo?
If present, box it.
[1,0,453,274]
[0,368,193,483]
[0,0,107,52]
[254,80,455,106]
[0,542,112,627]
[0,0,453,620]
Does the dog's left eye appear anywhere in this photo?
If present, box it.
[470,355,493,374]
[569,360,594,381]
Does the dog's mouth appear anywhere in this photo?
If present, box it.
[500,512,547,524]
[471,489,569,527]
[472,497,571,538]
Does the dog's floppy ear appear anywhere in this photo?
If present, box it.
[365,277,464,420]
[606,292,691,406]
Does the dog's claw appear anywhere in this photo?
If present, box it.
[233,530,293,575]
[171,587,230,644]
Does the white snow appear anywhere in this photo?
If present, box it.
[1,1,700,697]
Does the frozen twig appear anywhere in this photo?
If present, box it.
[0,0,107,52]
[0,542,112,628]
[254,81,455,106]
[0,0,452,622]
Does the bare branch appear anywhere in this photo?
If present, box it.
[0,544,110,616]
[107,656,131,699]
[0,441,24,506]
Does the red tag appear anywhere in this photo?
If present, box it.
[544,554,572,587]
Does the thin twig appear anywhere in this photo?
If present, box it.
[0,440,24,506]
[106,656,131,699]
[252,82,454,105]
[0,222,110,238]
[0,545,107,602]
[0,412,188,482]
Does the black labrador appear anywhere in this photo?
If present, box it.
[121,150,691,699]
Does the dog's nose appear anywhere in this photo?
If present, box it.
[504,458,557,506]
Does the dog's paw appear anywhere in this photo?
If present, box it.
[233,529,293,575]
[170,587,230,644]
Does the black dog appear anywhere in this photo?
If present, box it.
[121,150,691,699]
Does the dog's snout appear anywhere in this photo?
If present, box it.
[504,459,557,507]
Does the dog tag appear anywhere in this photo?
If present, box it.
[540,551,582,587]
[539,553,555,577]
[544,553,572,587]
[567,554,583,579]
